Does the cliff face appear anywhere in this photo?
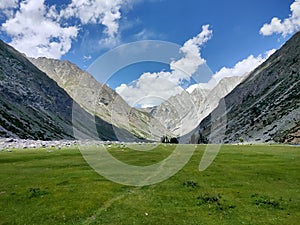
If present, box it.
[193,31,300,144]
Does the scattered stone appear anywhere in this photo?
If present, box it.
[0,138,158,150]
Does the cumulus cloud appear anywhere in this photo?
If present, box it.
[0,0,18,17]
[169,25,212,82]
[260,0,300,36]
[0,0,18,10]
[186,49,276,93]
[116,73,183,107]
[116,25,213,107]
[61,0,126,41]
[1,0,78,59]
[0,0,137,58]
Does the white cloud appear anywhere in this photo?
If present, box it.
[212,49,276,82]
[134,28,163,40]
[0,0,18,17]
[1,0,78,59]
[260,0,300,36]
[60,0,128,40]
[170,25,212,82]
[0,0,138,58]
[187,49,276,93]
[116,73,183,107]
[98,34,121,49]
[0,0,18,10]
[83,55,92,61]
[116,25,213,107]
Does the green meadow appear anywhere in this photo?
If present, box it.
[0,144,299,225]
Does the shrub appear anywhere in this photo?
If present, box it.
[183,180,198,188]
[196,193,236,211]
[28,187,49,199]
[251,194,284,209]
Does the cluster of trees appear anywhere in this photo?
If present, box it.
[190,132,208,144]
[161,135,179,144]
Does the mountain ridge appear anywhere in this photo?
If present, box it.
[29,57,171,141]
[0,39,142,141]
[190,31,300,144]
[1,31,299,144]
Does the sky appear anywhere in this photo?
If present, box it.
[0,0,299,107]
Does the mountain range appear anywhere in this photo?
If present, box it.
[0,31,299,144]
[28,57,170,141]
[0,40,147,142]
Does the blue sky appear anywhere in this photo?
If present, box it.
[0,0,299,107]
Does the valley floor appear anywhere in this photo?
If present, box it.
[0,145,299,224]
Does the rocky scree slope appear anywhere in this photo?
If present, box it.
[29,57,170,141]
[147,76,244,137]
[0,40,138,141]
[192,31,300,144]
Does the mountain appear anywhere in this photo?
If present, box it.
[29,57,170,141]
[147,76,244,136]
[0,40,74,140]
[0,40,139,141]
[191,31,300,144]
[2,30,299,144]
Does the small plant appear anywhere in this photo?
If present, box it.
[183,180,198,188]
[251,194,284,209]
[197,193,221,205]
[196,193,236,211]
[28,187,48,199]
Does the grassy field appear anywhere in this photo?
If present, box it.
[0,144,299,225]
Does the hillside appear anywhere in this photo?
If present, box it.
[148,76,243,136]
[192,31,300,144]
[29,57,170,141]
[0,40,138,141]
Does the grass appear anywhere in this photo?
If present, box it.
[0,144,299,225]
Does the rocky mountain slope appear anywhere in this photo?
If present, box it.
[0,40,74,140]
[27,56,253,141]
[148,76,244,136]
[191,31,300,144]
[0,40,139,141]
[29,57,170,141]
